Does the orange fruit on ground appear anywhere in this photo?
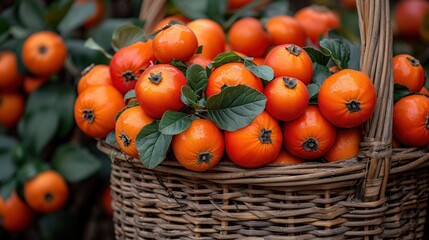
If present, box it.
[152,15,190,33]
[283,105,337,160]
[0,92,25,128]
[22,31,67,76]
[172,119,225,172]
[187,55,211,68]
[318,69,377,128]
[74,85,126,138]
[393,94,429,147]
[264,44,313,84]
[0,192,34,232]
[324,128,362,162]
[115,106,154,159]
[77,0,105,28]
[266,15,307,47]
[77,64,112,94]
[206,62,264,98]
[393,54,425,92]
[101,185,113,216]
[153,24,198,63]
[0,51,22,91]
[395,0,429,38]
[270,149,305,164]
[23,76,48,94]
[24,170,69,213]
[225,111,282,168]
[187,19,226,60]
[228,17,271,57]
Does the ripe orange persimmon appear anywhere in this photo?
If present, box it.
[270,149,305,164]
[187,19,226,59]
[77,64,112,94]
[266,15,307,47]
[0,51,22,90]
[393,54,425,92]
[324,128,362,162]
[0,92,25,128]
[0,192,34,232]
[23,76,48,94]
[395,0,429,38]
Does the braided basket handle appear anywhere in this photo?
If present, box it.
[356,0,394,202]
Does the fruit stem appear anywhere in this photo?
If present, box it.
[197,152,213,165]
[148,72,162,85]
[286,45,301,56]
[406,56,420,67]
[345,100,361,113]
[38,45,48,54]
[120,133,131,147]
[44,192,54,202]
[302,137,318,152]
[221,84,229,90]
[122,70,138,82]
[283,77,297,89]
[258,128,272,144]
[81,63,95,76]
[83,109,95,123]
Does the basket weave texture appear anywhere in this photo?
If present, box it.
[97,0,429,239]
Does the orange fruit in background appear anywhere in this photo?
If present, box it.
[318,69,377,128]
[270,149,305,164]
[101,185,113,216]
[135,64,187,119]
[264,44,313,85]
[187,19,226,60]
[206,62,264,98]
[283,105,337,160]
[153,24,198,63]
[0,192,34,232]
[324,128,362,162]
[228,17,271,57]
[152,15,190,33]
[393,54,425,92]
[0,92,25,128]
[395,0,429,38]
[109,40,156,95]
[172,119,225,172]
[24,170,69,213]
[266,15,307,47]
[264,77,309,121]
[393,94,429,147]
[252,57,265,66]
[77,64,112,94]
[74,85,126,138]
[187,55,211,68]
[115,106,154,159]
[0,51,22,91]
[23,76,48,94]
[227,0,271,11]
[225,111,282,168]
[421,87,429,95]
[77,0,105,28]
[341,0,356,10]
[22,31,67,76]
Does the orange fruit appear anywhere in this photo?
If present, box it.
[0,192,34,232]
[152,15,190,33]
[23,76,48,94]
[421,87,429,95]
[187,55,211,68]
[324,128,362,162]
[266,15,307,47]
[101,185,113,216]
[395,0,429,38]
[0,92,25,128]
[0,51,22,91]
[270,149,305,164]
[393,54,425,92]
[187,19,226,59]
[77,64,112,94]
[77,0,105,28]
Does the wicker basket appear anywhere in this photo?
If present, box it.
[97,0,429,239]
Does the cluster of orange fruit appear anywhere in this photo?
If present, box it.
[74,3,429,173]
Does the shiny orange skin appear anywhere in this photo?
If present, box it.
[0,51,22,90]
[252,57,265,66]
[101,185,113,216]
[266,15,307,47]
[393,94,429,147]
[172,119,225,172]
[295,6,340,45]
[187,55,211,68]
[264,44,313,85]
[225,111,282,168]
[152,15,190,32]
[24,170,69,213]
[395,0,429,38]
[135,64,187,119]
[77,0,105,28]
[0,92,25,128]
[23,76,48,94]
[115,106,154,159]
[393,54,425,92]
[318,69,376,128]
[206,62,264,98]
[228,17,271,57]
[264,77,309,121]
[74,85,125,138]
[421,87,429,95]
[283,105,337,160]
[324,128,362,162]
[187,19,226,60]
[153,24,198,63]
[109,41,156,94]
[270,149,305,164]
[77,64,112,94]
[22,31,67,76]
[0,192,34,232]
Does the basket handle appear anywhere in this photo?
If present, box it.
[356,0,394,202]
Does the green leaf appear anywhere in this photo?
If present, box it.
[181,86,204,109]
[206,0,226,25]
[124,89,136,102]
[307,83,320,102]
[17,161,50,184]
[111,24,148,51]
[186,64,208,94]
[0,153,16,182]
[105,131,117,144]
[159,111,192,135]
[244,60,274,82]
[394,83,413,102]
[67,39,110,71]
[319,39,350,70]
[195,45,203,54]
[39,211,79,240]
[210,51,243,68]
[58,1,96,35]
[206,85,266,131]
[136,121,172,169]
[88,18,135,50]
[0,135,18,153]
[171,0,208,20]
[45,0,74,28]
[52,144,101,183]
[1,178,17,201]
[303,47,331,65]
[84,38,112,59]
[170,59,188,74]
[17,0,46,30]
[261,0,290,18]
[311,63,331,84]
